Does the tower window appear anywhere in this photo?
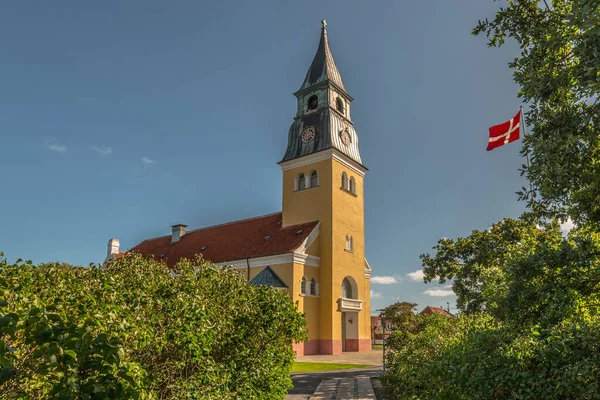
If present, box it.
[310,171,319,188]
[349,177,356,195]
[336,97,345,114]
[342,277,354,299]
[297,173,305,191]
[341,172,348,190]
[310,278,318,296]
[345,234,354,252]
[308,95,318,111]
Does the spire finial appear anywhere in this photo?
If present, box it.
[321,19,327,29]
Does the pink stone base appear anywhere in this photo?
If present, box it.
[292,341,304,356]
[304,339,320,355]
[315,339,342,355]
[345,339,359,352]
[292,339,331,356]
[293,338,373,355]
[358,338,372,352]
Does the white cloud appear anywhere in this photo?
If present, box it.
[424,285,454,297]
[91,146,112,155]
[47,140,67,154]
[370,290,382,299]
[407,269,425,282]
[560,218,575,234]
[371,276,398,285]
[142,157,155,167]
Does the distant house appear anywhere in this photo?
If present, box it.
[419,306,453,318]
[371,316,396,343]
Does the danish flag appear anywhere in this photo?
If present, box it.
[487,109,521,151]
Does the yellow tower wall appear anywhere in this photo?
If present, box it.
[281,152,370,355]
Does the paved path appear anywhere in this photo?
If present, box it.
[287,350,383,399]
[287,367,381,399]
[310,377,377,399]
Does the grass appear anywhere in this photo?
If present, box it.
[372,344,384,350]
[291,362,372,373]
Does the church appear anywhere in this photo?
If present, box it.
[105,20,372,356]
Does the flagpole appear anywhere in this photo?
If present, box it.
[520,105,534,195]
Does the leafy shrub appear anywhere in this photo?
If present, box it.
[383,311,600,400]
[381,313,459,399]
[0,252,306,399]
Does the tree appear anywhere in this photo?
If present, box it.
[383,2,600,398]
[420,213,563,315]
[381,301,417,326]
[473,0,600,225]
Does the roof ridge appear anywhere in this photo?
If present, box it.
[133,212,283,246]
[185,211,282,234]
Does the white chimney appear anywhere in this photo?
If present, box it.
[171,224,188,243]
[107,238,120,260]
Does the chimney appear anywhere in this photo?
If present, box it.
[171,224,188,243]
[107,238,120,260]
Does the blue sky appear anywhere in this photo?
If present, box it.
[1,1,530,313]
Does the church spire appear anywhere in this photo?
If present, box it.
[280,20,364,168]
[298,20,347,93]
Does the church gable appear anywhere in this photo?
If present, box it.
[249,266,288,288]
[129,213,319,268]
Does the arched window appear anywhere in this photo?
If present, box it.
[342,277,353,299]
[336,97,345,114]
[345,235,353,252]
[310,171,319,188]
[301,276,307,294]
[310,278,317,295]
[298,174,305,191]
[349,177,356,194]
[341,172,348,190]
[308,95,318,111]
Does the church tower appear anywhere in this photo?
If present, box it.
[279,20,371,355]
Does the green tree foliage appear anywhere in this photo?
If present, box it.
[381,313,458,399]
[381,301,417,326]
[473,0,600,224]
[383,1,600,398]
[0,252,306,399]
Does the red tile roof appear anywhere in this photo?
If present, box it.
[419,306,453,318]
[129,212,319,268]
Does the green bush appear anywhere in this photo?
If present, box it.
[0,252,306,399]
[383,220,600,399]
[383,311,600,400]
[381,313,459,399]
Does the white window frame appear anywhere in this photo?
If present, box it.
[301,277,307,294]
[345,235,353,252]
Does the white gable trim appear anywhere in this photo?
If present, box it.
[216,252,320,269]
[295,222,320,254]
[279,148,366,177]
[364,257,372,279]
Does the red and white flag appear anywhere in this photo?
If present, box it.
[486,109,521,151]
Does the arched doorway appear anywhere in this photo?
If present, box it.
[340,276,359,352]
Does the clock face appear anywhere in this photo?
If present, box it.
[340,129,351,146]
[301,126,316,143]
